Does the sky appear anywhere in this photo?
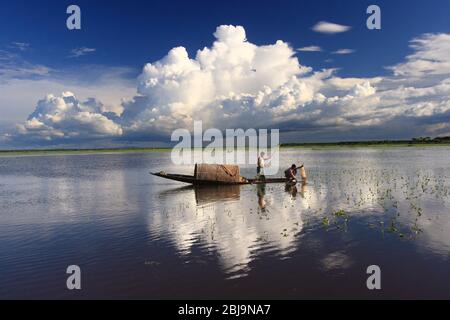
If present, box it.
[1,0,450,148]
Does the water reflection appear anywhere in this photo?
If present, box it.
[257,184,267,212]
[284,181,307,199]
[149,182,309,278]
[195,185,241,205]
[1,149,449,298]
[148,154,450,280]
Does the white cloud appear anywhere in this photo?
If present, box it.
[14,92,122,142]
[327,76,383,90]
[0,62,136,125]
[122,25,308,134]
[69,47,96,58]
[6,25,450,144]
[333,49,355,55]
[297,46,322,52]
[389,33,450,77]
[351,81,377,97]
[312,21,351,34]
[0,50,51,80]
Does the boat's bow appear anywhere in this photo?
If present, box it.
[151,172,197,184]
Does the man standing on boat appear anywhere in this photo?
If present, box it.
[257,152,270,180]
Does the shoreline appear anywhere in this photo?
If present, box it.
[1,143,450,157]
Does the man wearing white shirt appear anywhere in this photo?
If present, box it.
[257,152,270,179]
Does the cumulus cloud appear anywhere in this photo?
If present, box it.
[121,25,309,134]
[0,57,136,130]
[312,21,351,34]
[389,33,450,77]
[327,76,383,90]
[13,92,122,142]
[7,25,450,144]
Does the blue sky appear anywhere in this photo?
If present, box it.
[3,0,450,76]
[1,0,450,147]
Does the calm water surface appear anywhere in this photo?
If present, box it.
[0,148,449,299]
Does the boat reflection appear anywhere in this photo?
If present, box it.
[194,185,240,205]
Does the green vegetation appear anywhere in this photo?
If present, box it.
[281,136,450,148]
[334,209,347,217]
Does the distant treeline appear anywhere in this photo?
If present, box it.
[1,137,450,153]
[281,136,450,147]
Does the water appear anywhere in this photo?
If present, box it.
[0,148,449,299]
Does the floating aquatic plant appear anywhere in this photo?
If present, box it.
[334,209,347,217]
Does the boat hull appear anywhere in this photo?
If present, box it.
[151,172,290,185]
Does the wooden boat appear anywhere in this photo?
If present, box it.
[151,171,290,185]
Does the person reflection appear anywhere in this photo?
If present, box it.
[257,184,267,212]
[284,181,307,199]
[285,182,298,198]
